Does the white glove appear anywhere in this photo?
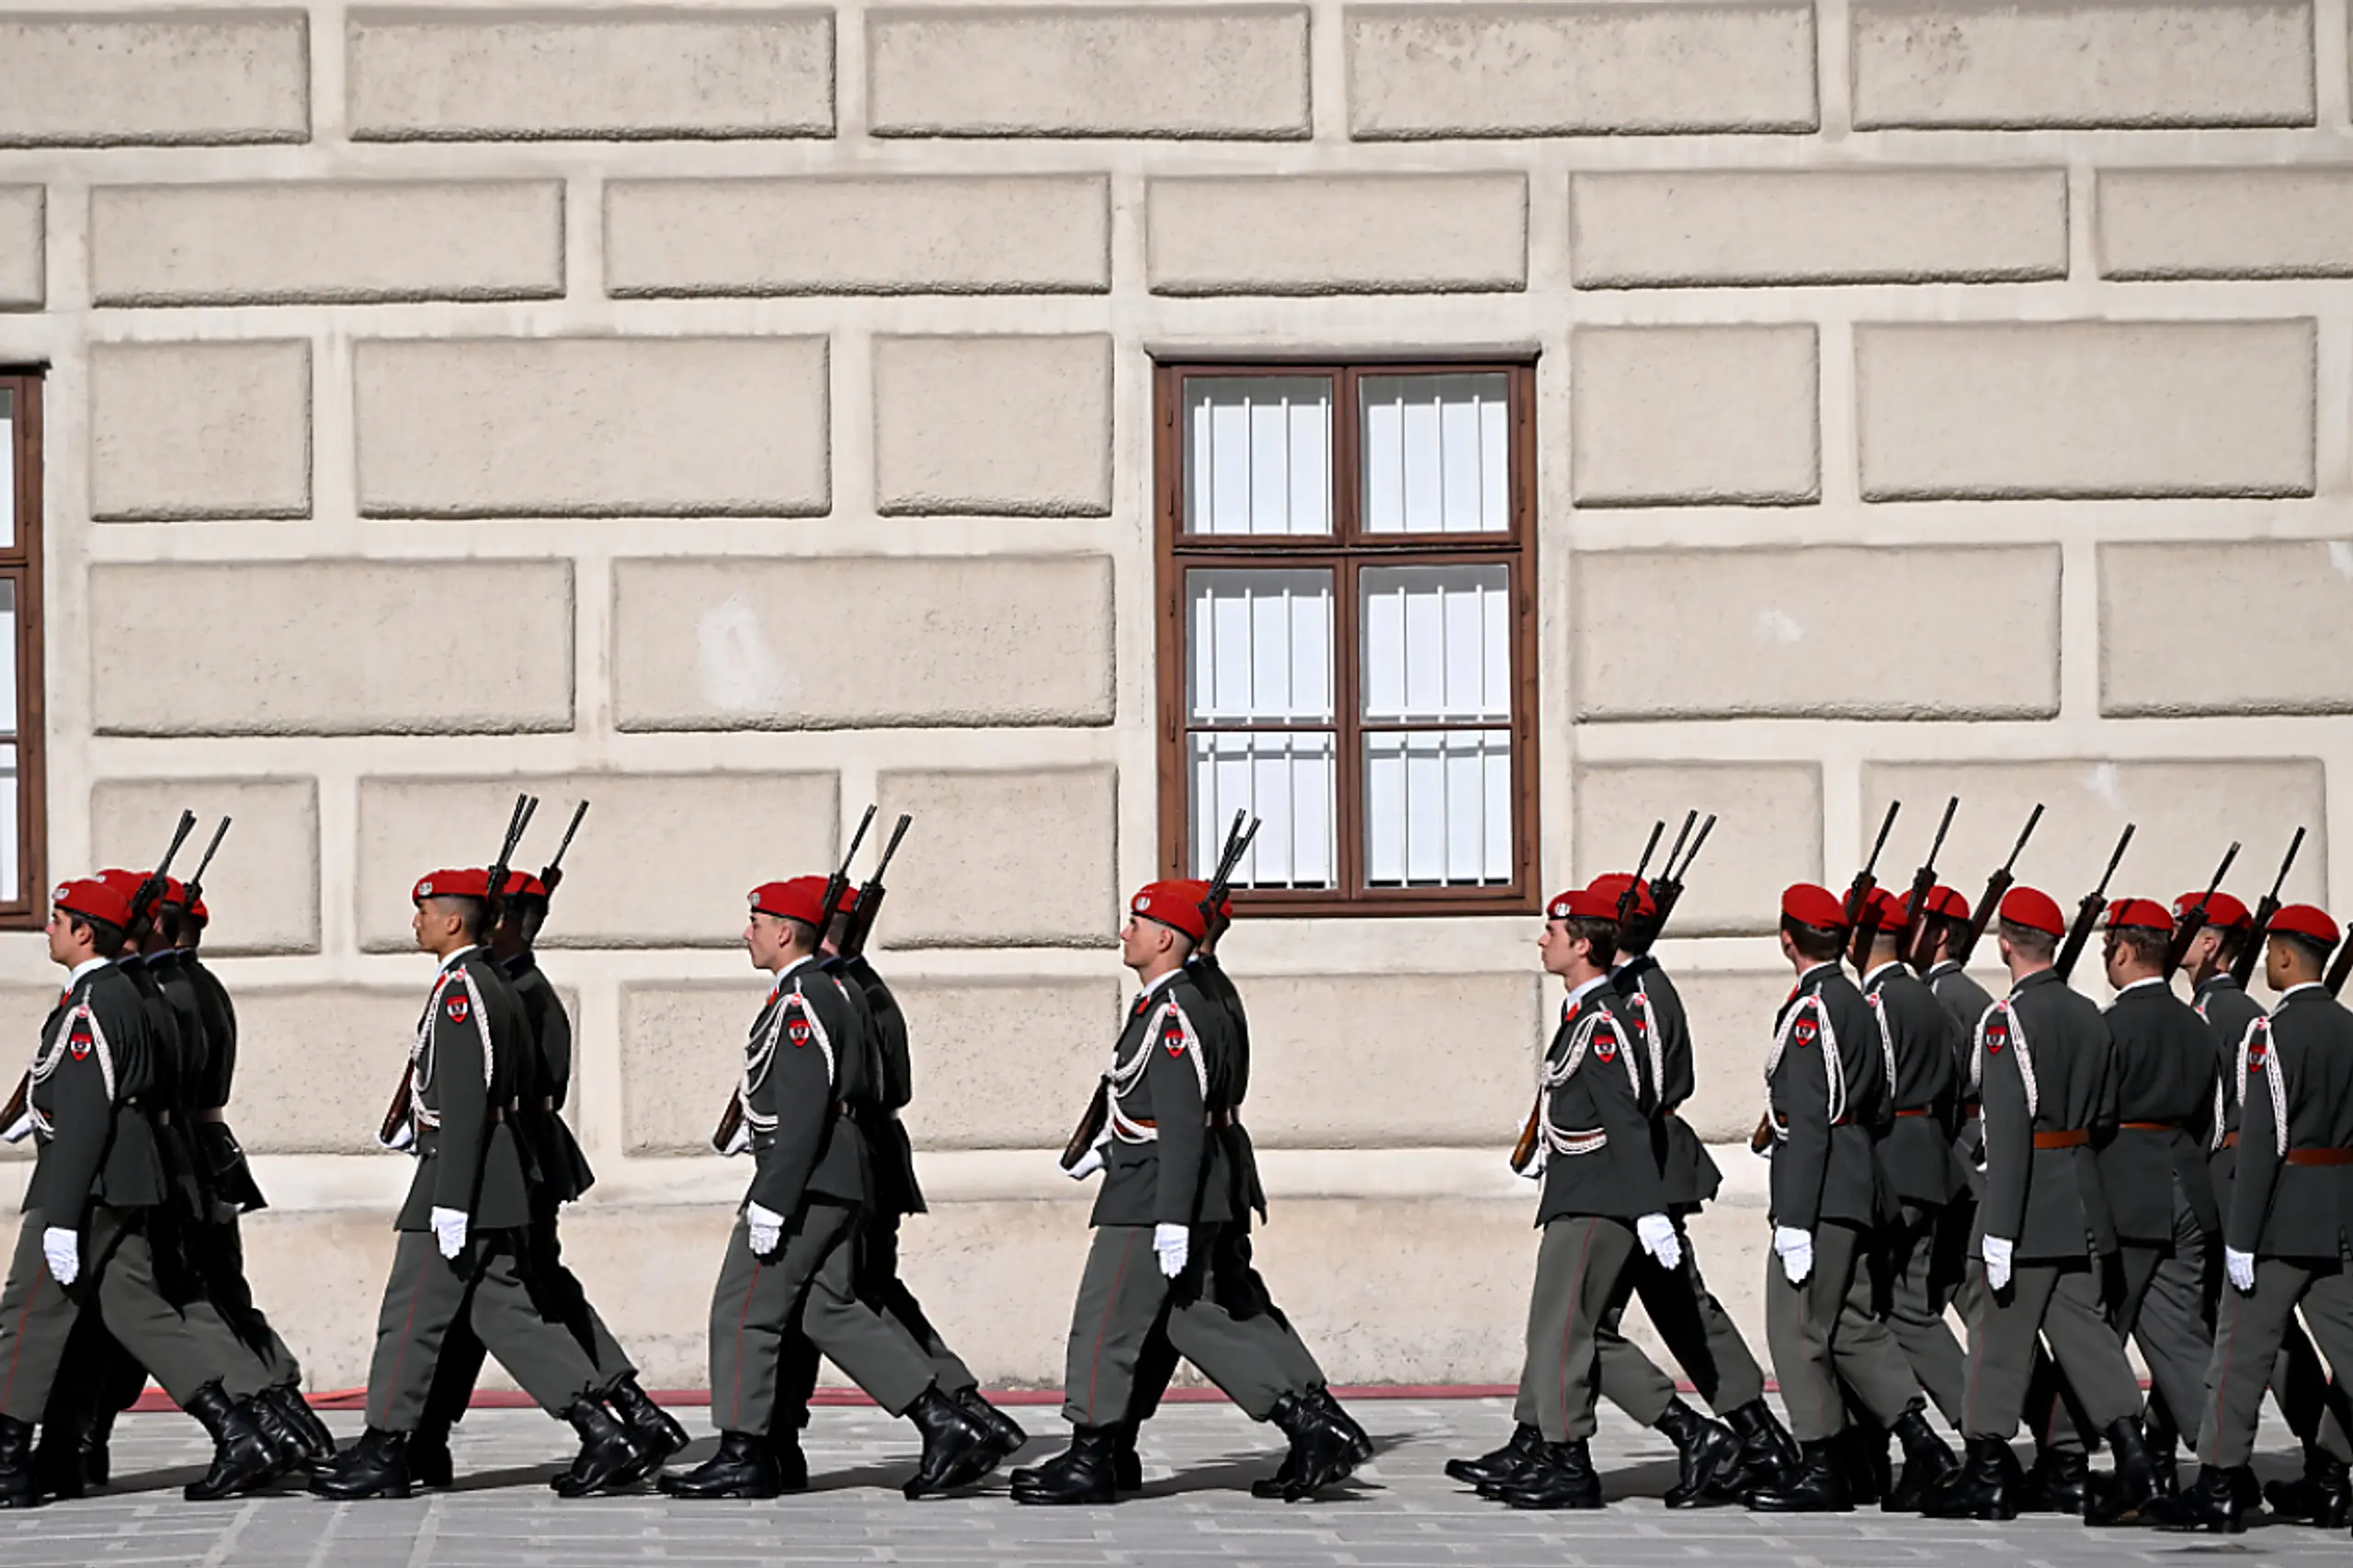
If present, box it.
[429,1206,468,1259]
[1516,1144,1547,1180]
[1982,1233,2014,1293]
[745,1200,785,1257]
[1773,1225,1813,1285]
[377,1119,415,1153]
[719,1119,751,1157]
[1063,1141,1107,1180]
[1636,1213,1683,1270]
[2,1110,32,1145]
[41,1226,76,1286]
[1153,1222,1189,1278]
[2225,1246,2256,1294]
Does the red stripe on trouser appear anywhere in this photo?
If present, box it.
[1554,1221,1596,1437]
[730,1253,764,1433]
[0,1271,45,1416]
[378,1248,432,1426]
[1084,1233,1138,1425]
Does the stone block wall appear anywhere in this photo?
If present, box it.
[2,0,2348,1392]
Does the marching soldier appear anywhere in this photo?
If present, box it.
[0,877,281,1506]
[2093,898,2220,1496]
[2160,903,2353,1532]
[2177,890,2353,1523]
[1450,888,1675,1510]
[1919,886,2159,1524]
[661,877,997,1502]
[1855,889,1967,1506]
[1748,884,1946,1513]
[409,872,689,1488]
[1012,882,1354,1506]
[313,869,644,1500]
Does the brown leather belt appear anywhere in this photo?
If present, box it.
[1894,1108,1933,1119]
[1125,1110,1238,1130]
[1960,1098,1983,1119]
[2032,1129,2091,1150]
[2220,1131,2241,1150]
[2286,1147,2353,1167]
[2121,1120,2182,1131]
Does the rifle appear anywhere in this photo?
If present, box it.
[1951,804,2045,968]
[2327,931,2353,999]
[180,816,232,912]
[2053,824,2135,983]
[1199,812,1261,943]
[1896,797,1960,970]
[1636,812,1715,949]
[381,793,536,1149]
[129,811,199,937]
[2165,840,2243,977]
[1615,820,1666,928]
[1844,801,1903,966]
[538,800,589,895]
[835,812,913,962]
[2229,827,2306,989]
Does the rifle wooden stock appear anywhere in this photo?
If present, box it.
[2054,824,2134,983]
[1749,1111,1775,1155]
[2325,931,2353,999]
[1508,1096,1542,1176]
[710,1089,745,1153]
[1059,1078,1110,1171]
[378,1063,415,1147]
[2232,827,2308,990]
[0,1071,27,1132]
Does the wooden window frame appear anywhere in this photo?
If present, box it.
[0,371,42,929]
[1153,359,1540,918]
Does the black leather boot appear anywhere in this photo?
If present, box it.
[1009,1425,1119,1506]
[184,1381,279,1501]
[1722,1399,1802,1494]
[1656,1399,1742,1508]
[307,1427,412,1501]
[2150,1462,2247,1533]
[0,1415,38,1510]
[2266,1446,2351,1526]
[1745,1437,1853,1513]
[1844,1425,1890,1506]
[1447,1422,1542,1490]
[265,1386,337,1471]
[31,1430,81,1502]
[2016,1444,2089,1514]
[2084,1417,2162,1527]
[1310,1387,1374,1467]
[1253,1391,1358,1500]
[406,1423,455,1489]
[1110,1421,1144,1493]
[658,1432,779,1500]
[551,1400,646,1497]
[607,1377,689,1483]
[955,1388,1029,1460]
[1884,1408,1960,1512]
[767,1430,810,1494]
[1919,1435,2019,1521]
[2138,1398,2180,1502]
[241,1393,308,1483]
[903,1386,998,1499]
[1496,1438,1604,1510]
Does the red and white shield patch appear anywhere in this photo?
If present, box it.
[1596,1032,1618,1063]
[2248,1039,2268,1073]
[446,994,470,1025]
[1162,1022,1188,1059]
[1984,1023,2007,1055]
[787,1012,813,1048]
[68,1022,92,1061]
[1791,1019,1817,1048]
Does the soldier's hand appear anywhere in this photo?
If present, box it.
[1981,1234,2014,1292]
[1063,1142,1106,1180]
[2225,1246,2256,1294]
[1749,1114,1774,1156]
[718,1120,751,1158]
[40,1226,77,1286]
[378,1119,415,1153]
[1,1109,31,1144]
[1772,1225,1813,1285]
[745,1201,786,1258]
[1636,1213,1682,1270]
[429,1206,469,1259]
[1153,1222,1189,1278]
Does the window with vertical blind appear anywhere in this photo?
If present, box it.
[0,373,42,928]
[1154,363,1537,915]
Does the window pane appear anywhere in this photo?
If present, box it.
[1187,568,1334,723]
[1190,731,1336,890]
[1360,372,1509,534]
[1183,376,1333,536]
[1363,730,1511,888]
[0,388,13,551]
[0,577,19,903]
[1360,563,1510,723]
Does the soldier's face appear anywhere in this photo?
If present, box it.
[44,909,73,967]
[1538,919,1578,977]
[745,912,789,971]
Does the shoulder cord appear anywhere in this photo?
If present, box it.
[409,969,495,1132]
[1540,1006,1639,1158]
[1109,998,1210,1145]
[28,1001,118,1137]
[2237,1016,2289,1159]
[1976,999,2040,1122]
[742,981,836,1135]
[1764,993,1845,1142]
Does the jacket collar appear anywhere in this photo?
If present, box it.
[2011,967,2063,996]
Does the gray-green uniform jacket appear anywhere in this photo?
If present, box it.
[1864,960,1961,1208]
[1534,984,1665,1223]
[740,956,870,1218]
[395,949,535,1233]
[505,952,595,1206]
[1613,956,1722,1210]
[24,964,165,1219]
[2194,974,2267,1189]
[836,954,923,1218]
[1975,968,2118,1259]
[117,955,206,1225]
[2097,976,2220,1244]
[2226,983,2353,1259]
[1928,960,1997,1196]
[1767,963,1889,1231]
[1187,953,1267,1223]
[1089,972,1233,1230]
[176,951,266,1214]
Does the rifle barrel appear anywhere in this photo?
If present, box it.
[1631,820,1665,885]
[1674,814,1717,880]
[1861,801,1902,880]
[1925,795,1959,866]
[543,800,590,877]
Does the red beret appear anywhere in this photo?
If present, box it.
[1915,884,1971,922]
[413,868,490,903]
[153,876,188,907]
[835,885,860,917]
[1864,888,1909,933]
[52,877,133,929]
[188,895,209,926]
[96,869,142,897]
[1164,878,1234,924]
[2173,890,2250,931]
[1781,882,1848,931]
[1999,885,2066,937]
[2105,897,2173,933]
[496,869,548,900]
[1546,887,1620,922]
[749,876,828,926]
[1129,881,1208,943]
[2269,903,2342,949]
[1586,873,1656,922]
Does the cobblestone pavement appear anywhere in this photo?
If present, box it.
[0,1398,2336,1567]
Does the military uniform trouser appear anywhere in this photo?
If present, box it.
[1128,1227,1324,1427]
[2111,1182,2213,1449]
[2205,1172,2353,1463]
[708,1200,937,1437]
[2200,1255,2353,1468]
[1881,1201,1968,1427]
[765,1205,978,1443]
[423,1204,633,1433]
[1951,1261,2090,1453]
[1515,1216,1640,1444]
[1766,1220,1923,1442]
[1580,1214,1766,1427]
[364,1227,604,1432]
[1961,1256,2141,1442]
[1060,1223,1294,1428]
[0,1206,224,1423]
